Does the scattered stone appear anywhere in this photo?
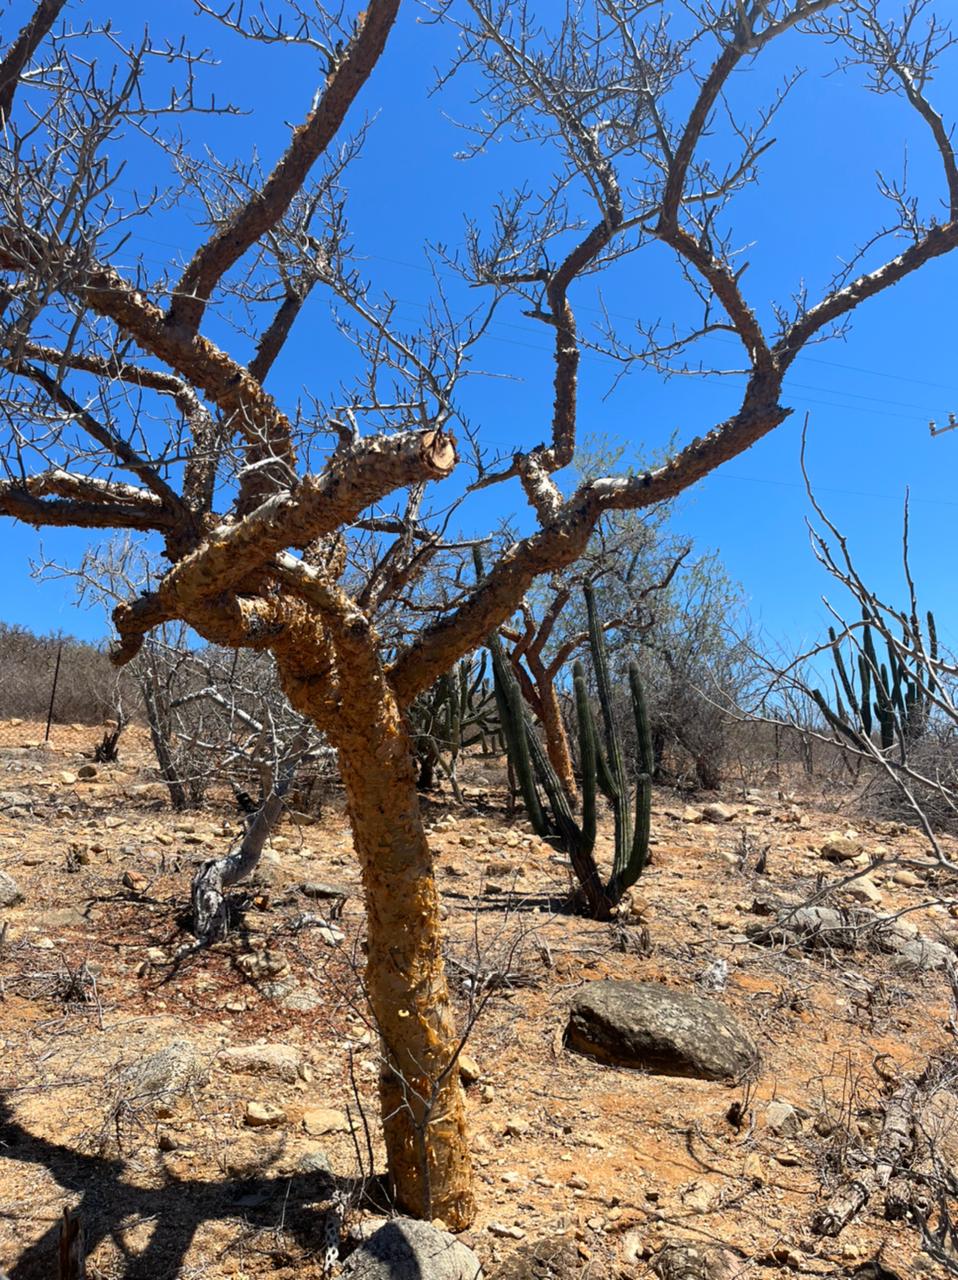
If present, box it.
[59,771,77,786]
[701,802,737,823]
[488,1223,525,1240]
[234,949,291,980]
[652,1240,740,1280]
[0,869,24,907]
[765,1099,802,1136]
[219,1043,304,1083]
[116,1041,203,1114]
[244,1100,286,1128]
[843,876,883,906]
[820,835,862,862]
[295,1146,334,1177]
[682,1181,718,1213]
[566,980,759,1081]
[892,869,922,887]
[340,1218,484,1279]
[302,1107,350,1136]
[458,1053,481,1085]
[488,1236,583,1279]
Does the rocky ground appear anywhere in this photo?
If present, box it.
[1,719,957,1278]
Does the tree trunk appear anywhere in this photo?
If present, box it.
[336,716,475,1227]
[514,656,578,809]
[536,676,578,807]
[274,624,475,1228]
[141,676,189,811]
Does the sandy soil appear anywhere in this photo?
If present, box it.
[0,719,956,1278]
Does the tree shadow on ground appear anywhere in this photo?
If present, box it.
[0,1093,380,1279]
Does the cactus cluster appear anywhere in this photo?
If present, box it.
[813,607,938,753]
[408,655,500,799]
[489,582,653,920]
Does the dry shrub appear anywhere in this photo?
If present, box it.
[0,623,119,724]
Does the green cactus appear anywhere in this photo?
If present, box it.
[814,605,938,754]
[408,654,499,800]
[487,579,654,921]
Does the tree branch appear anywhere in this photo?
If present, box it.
[0,0,67,124]
[166,0,401,334]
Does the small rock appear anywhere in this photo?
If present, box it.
[820,835,862,862]
[302,1107,350,1136]
[0,869,24,906]
[682,807,704,823]
[682,1181,718,1213]
[701,802,737,823]
[843,876,883,906]
[122,871,148,892]
[77,764,98,780]
[892,869,922,887]
[219,1044,304,1084]
[765,1099,801,1136]
[458,1053,481,1085]
[59,771,77,786]
[488,1222,525,1239]
[235,950,290,980]
[341,1218,484,1279]
[244,1100,286,1128]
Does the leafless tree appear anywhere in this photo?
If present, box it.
[2,0,957,1227]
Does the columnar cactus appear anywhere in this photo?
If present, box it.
[408,654,499,798]
[813,606,938,754]
[489,582,654,920]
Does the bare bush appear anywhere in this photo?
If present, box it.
[0,622,117,724]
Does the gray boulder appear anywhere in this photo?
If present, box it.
[0,869,23,907]
[341,1219,484,1280]
[566,980,758,1080]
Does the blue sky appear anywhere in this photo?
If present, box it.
[1,0,956,661]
